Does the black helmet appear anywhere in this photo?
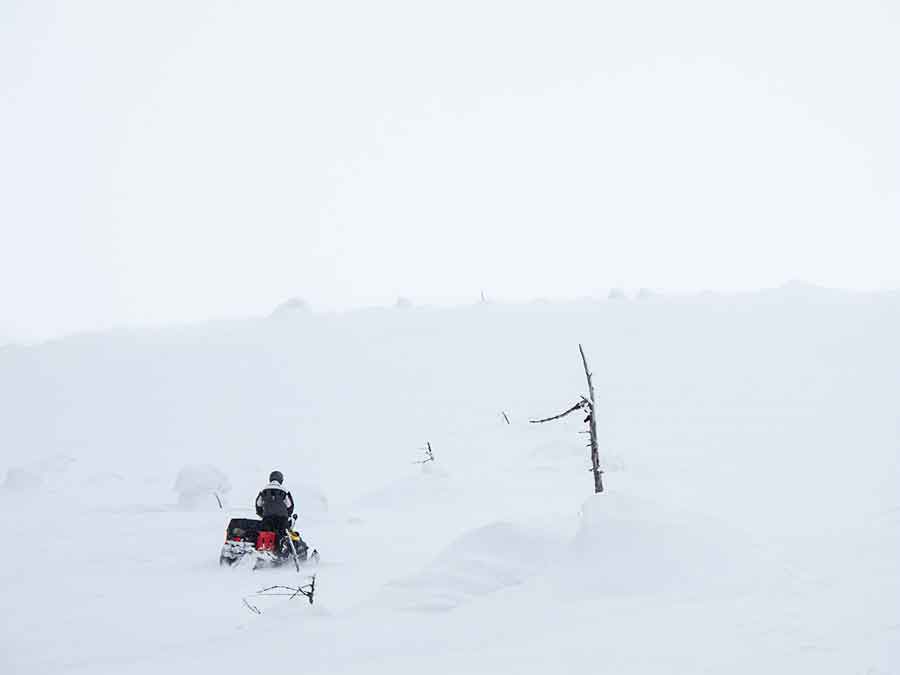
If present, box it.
[269,470,284,484]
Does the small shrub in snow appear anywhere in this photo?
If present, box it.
[413,441,435,465]
[608,287,626,300]
[174,464,231,509]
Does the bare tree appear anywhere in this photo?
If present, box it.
[530,344,604,493]
[579,344,603,493]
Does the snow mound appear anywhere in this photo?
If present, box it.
[2,466,43,491]
[573,493,742,596]
[173,464,231,509]
[377,522,561,612]
[270,296,311,317]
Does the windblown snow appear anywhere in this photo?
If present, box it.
[1,288,898,674]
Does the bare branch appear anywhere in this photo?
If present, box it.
[304,575,316,605]
[246,576,317,611]
[529,399,586,424]
[414,441,435,464]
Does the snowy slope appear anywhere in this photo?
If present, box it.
[1,288,898,674]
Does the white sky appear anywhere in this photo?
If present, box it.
[2,0,898,340]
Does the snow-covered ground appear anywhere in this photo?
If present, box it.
[1,287,898,674]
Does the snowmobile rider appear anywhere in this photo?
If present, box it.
[255,470,295,542]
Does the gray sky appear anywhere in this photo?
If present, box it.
[2,0,898,340]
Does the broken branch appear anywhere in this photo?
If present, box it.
[529,399,587,424]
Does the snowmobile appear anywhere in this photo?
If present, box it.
[219,513,317,571]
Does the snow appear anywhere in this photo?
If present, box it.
[0,289,898,674]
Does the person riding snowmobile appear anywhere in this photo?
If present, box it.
[218,470,315,568]
[255,470,295,544]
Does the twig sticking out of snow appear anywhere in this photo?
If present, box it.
[242,576,317,614]
[414,442,435,464]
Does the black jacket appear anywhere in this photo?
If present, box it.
[255,481,295,518]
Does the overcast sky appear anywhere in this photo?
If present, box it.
[2,0,898,340]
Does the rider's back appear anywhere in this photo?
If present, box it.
[255,481,294,518]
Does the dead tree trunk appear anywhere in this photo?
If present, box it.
[529,344,604,493]
[579,343,603,493]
